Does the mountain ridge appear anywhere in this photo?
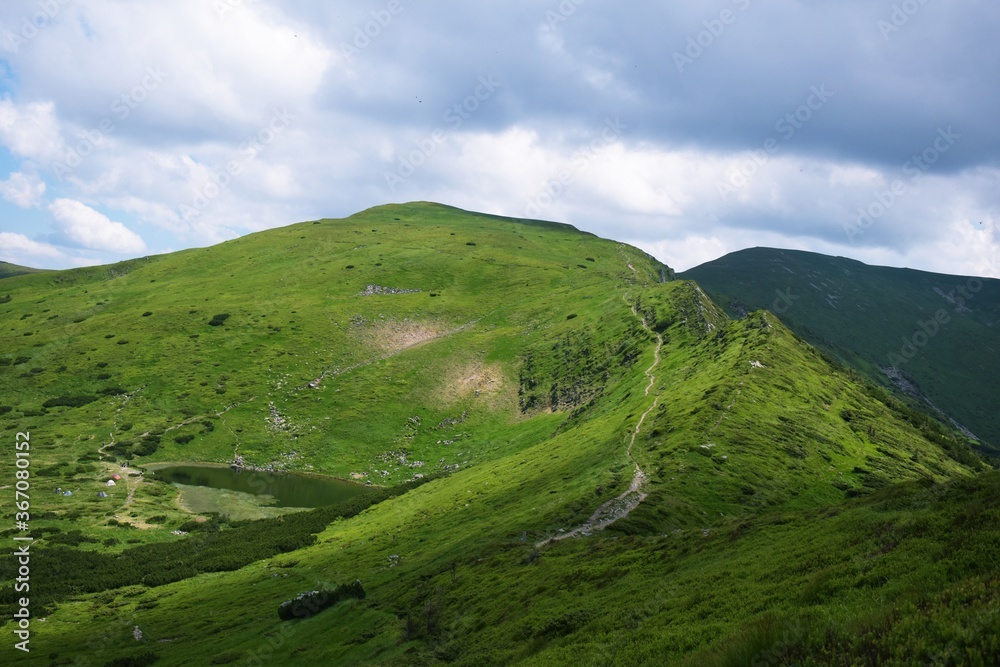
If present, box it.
[0,203,995,665]
[681,246,1000,456]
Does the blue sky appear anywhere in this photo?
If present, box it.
[0,0,998,277]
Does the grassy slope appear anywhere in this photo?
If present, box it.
[0,262,48,281]
[680,247,1000,455]
[0,205,994,665]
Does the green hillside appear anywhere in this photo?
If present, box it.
[1,205,996,665]
[0,261,47,281]
[681,247,1000,456]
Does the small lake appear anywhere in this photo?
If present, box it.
[151,464,369,508]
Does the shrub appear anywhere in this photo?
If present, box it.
[142,312,153,317]
[42,395,99,409]
[103,652,160,667]
[208,314,230,326]
[174,434,194,444]
[277,580,366,621]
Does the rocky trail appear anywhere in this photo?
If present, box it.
[539,260,664,546]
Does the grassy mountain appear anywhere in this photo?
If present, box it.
[0,261,48,281]
[681,247,1000,457]
[1,205,996,665]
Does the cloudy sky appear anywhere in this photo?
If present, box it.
[1,0,998,277]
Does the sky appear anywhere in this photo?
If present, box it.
[0,0,998,277]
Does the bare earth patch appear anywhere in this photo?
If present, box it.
[438,360,511,409]
[358,318,445,354]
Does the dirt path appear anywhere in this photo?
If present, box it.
[538,264,663,546]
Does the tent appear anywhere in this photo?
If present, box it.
[97,491,108,498]
[106,480,116,487]
[63,490,72,496]
[112,474,121,480]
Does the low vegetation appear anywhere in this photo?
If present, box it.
[0,203,994,665]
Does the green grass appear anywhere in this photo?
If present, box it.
[0,203,995,665]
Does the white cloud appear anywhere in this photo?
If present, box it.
[48,198,146,253]
[0,171,45,207]
[0,232,64,264]
[12,0,333,131]
[0,98,63,162]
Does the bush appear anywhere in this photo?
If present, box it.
[103,653,159,667]
[277,580,366,621]
[42,395,99,409]
[142,312,153,317]
[174,434,194,444]
[208,314,230,326]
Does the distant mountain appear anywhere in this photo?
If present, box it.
[682,247,1000,455]
[0,261,47,280]
[0,207,995,664]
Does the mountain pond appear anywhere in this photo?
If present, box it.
[149,463,369,518]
